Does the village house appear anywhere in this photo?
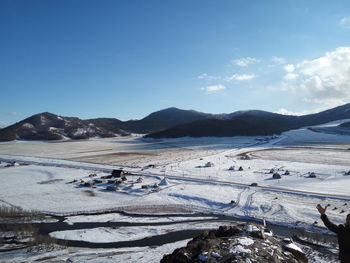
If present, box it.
[112,169,124,178]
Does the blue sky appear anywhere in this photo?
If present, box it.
[1,0,350,126]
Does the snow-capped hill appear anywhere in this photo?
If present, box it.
[3,103,350,141]
[0,112,130,141]
[146,103,350,138]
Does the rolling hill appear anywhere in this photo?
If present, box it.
[1,103,350,141]
[145,103,350,138]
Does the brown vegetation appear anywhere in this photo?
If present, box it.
[0,206,60,250]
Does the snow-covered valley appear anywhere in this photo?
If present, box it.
[1,121,350,262]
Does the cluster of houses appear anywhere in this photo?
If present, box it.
[77,169,135,189]
[76,169,170,193]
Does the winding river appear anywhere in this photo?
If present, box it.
[29,212,337,249]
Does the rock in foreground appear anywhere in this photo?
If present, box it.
[161,223,308,263]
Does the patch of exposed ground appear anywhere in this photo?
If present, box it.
[70,148,222,167]
[121,205,195,214]
[240,147,350,166]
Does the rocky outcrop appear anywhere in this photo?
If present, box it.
[161,223,308,263]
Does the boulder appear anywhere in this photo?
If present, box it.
[161,223,307,263]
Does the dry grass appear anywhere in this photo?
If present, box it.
[37,179,63,184]
[0,206,59,250]
[0,205,46,222]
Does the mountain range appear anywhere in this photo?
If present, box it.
[1,104,350,141]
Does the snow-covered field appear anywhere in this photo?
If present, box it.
[1,120,350,262]
[50,221,233,243]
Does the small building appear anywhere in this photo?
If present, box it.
[115,180,124,185]
[81,181,95,187]
[240,155,251,160]
[136,177,143,183]
[238,166,244,171]
[152,184,160,191]
[308,172,316,178]
[121,175,128,181]
[112,169,124,178]
[205,162,214,167]
[228,166,235,171]
[159,177,170,186]
[93,179,103,184]
[108,179,117,184]
[272,173,281,179]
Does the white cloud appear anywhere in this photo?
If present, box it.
[283,73,298,81]
[231,57,260,67]
[282,47,350,107]
[201,84,226,94]
[271,56,286,64]
[284,64,295,72]
[339,17,350,28]
[225,74,256,82]
[197,73,221,81]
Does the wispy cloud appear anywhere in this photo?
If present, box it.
[339,17,350,28]
[282,47,350,108]
[0,111,18,116]
[0,121,8,128]
[201,84,226,94]
[197,73,221,81]
[225,74,256,82]
[283,64,295,72]
[271,56,286,64]
[231,57,260,67]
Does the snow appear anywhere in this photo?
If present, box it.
[284,243,303,253]
[64,213,216,224]
[237,237,254,246]
[198,252,208,261]
[50,221,234,243]
[211,251,221,258]
[0,120,350,262]
[0,239,191,263]
[21,123,34,129]
[245,225,260,233]
[230,245,251,254]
